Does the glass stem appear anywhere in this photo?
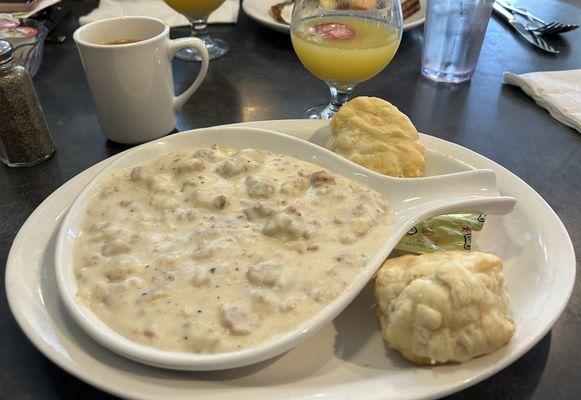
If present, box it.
[190,18,212,44]
[327,83,354,114]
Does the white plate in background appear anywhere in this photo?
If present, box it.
[6,120,575,400]
[242,0,427,34]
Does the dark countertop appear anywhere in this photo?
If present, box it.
[1,0,580,398]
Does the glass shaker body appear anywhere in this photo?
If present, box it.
[0,44,55,167]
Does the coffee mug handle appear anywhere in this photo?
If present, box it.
[168,38,209,113]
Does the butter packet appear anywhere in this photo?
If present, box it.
[395,214,486,253]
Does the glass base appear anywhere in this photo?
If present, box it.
[304,103,337,120]
[176,38,229,61]
[421,67,474,83]
[304,83,355,119]
[1,149,54,167]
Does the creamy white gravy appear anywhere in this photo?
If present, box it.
[74,146,394,353]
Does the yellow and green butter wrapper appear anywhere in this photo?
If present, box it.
[396,214,486,253]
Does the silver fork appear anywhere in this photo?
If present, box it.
[492,2,559,53]
[529,21,579,35]
[495,0,579,34]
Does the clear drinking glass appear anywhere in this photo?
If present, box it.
[291,0,403,119]
[421,0,494,83]
[164,0,229,61]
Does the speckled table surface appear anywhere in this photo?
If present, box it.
[1,0,580,398]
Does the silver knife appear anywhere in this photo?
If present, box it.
[492,2,559,54]
[496,0,545,25]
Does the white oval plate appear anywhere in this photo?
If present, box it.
[242,0,426,34]
[5,120,575,400]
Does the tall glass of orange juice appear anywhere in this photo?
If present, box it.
[164,0,229,61]
[291,0,403,119]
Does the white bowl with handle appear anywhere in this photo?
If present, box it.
[55,126,516,371]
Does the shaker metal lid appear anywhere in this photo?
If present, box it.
[0,39,13,64]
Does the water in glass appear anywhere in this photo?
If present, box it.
[421,0,494,83]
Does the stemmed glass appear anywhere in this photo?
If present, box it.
[291,0,403,119]
[164,0,230,61]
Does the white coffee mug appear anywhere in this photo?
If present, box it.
[74,16,209,144]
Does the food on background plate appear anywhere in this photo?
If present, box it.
[374,251,515,365]
[320,0,376,10]
[74,146,395,353]
[270,1,293,25]
[401,0,421,19]
[0,25,37,39]
[270,1,422,26]
[335,0,422,18]
[0,13,37,43]
[0,13,19,29]
[326,96,427,178]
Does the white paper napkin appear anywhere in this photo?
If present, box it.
[504,70,581,133]
[79,0,240,27]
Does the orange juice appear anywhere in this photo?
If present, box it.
[164,0,225,19]
[291,16,399,84]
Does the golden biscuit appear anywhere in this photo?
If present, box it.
[374,251,515,365]
[326,97,427,177]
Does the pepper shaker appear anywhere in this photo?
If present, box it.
[0,40,55,167]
